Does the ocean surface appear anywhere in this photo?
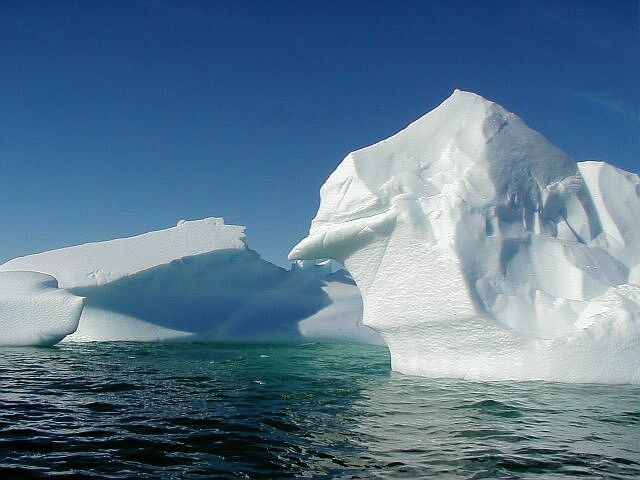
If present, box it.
[0,342,638,479]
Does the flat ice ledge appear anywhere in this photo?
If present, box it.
[1,217,246,288]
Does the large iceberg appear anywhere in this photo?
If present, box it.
[289,90,640,384]
[1,218,381,344]
[0,271,85,346]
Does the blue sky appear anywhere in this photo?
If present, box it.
[0,0,638,266]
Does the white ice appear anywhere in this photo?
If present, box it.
[290,90,640,384]
[1,218,381,344]
[0,271,85,346]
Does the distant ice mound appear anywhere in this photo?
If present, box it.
[1,218,380,344]
[0,271,85,346]
[290,90,640,384]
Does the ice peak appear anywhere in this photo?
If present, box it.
[448,88,494,104]
[293,91,575,243]
[395,89,512,143]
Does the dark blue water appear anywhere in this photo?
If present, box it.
[0,342,638,479]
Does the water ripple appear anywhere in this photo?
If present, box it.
[0,342,638,479]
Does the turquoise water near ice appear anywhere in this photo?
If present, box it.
[0,342,638,479]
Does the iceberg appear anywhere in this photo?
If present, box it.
[1,218,381,344]
[289,90,640,384]
[0,271,85,346]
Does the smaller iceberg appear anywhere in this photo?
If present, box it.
[1,218,381,344]
[0,271,85,346]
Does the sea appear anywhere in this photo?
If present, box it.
[0,342,638,479]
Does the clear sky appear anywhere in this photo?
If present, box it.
[1,0,638,266]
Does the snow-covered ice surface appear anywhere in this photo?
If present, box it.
[0,271,85,346]
[1,218,380,344]
[290,90,640,384]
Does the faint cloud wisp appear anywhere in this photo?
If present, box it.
[557,88,639,122]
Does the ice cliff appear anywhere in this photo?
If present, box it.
[289,90,640,384]
[0,271,85,346]
[1,218,381,344]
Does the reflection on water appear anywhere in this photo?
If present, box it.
[0,342,638,478]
